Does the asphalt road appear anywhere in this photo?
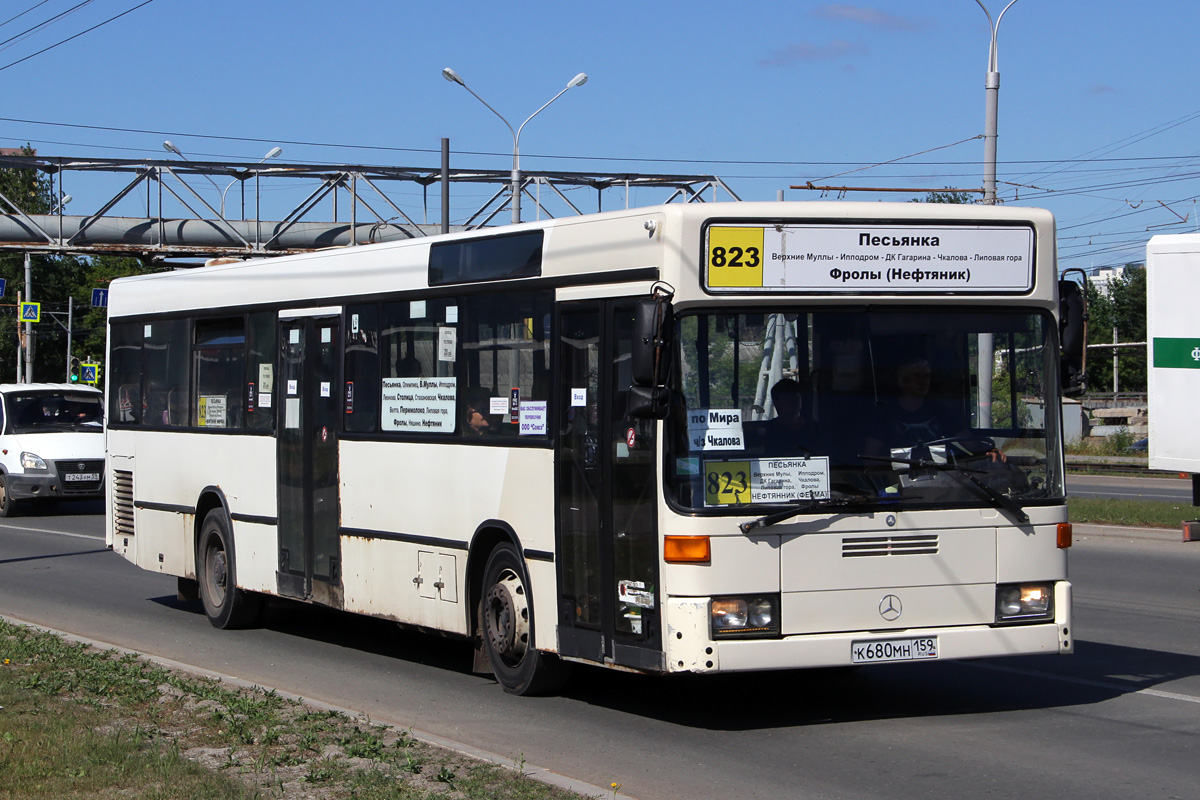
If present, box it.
[1068,472,1193,503]
[2,506,1199,800]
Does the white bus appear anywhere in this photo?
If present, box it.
[105,201,1073,694]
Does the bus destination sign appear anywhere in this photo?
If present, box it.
[704,223,1034,294]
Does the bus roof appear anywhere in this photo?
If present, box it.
[108,201,1056,319]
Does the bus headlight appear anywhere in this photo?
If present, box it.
[995,583,1053,623]
[20,452,47,471]
[710,594,780,639]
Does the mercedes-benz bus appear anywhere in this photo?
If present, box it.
[106,201,1072,694]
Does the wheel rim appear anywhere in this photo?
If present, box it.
[484,568,529,666]
[203,538,228,610]
[0,477,7,511]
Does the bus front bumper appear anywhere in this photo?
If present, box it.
[664,581,1072,673]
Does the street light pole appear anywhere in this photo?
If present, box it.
[163,140,224,207]
[442,68,588,223]
[221,147,282,219]
[974,1,1019,428]
[975,0,1020,205]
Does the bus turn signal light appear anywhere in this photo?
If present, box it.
[664,535,711,563]
[1057,522,1072,549]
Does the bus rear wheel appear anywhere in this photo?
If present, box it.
[479,543,569,696]
[197,509,261,629]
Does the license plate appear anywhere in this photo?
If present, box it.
[851,636,938,664]
[63,472,100,482]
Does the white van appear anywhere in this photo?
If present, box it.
[0,383,104,516]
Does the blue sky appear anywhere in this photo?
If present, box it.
[2,0,1198,271]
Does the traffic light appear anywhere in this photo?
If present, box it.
[69,357,81,383]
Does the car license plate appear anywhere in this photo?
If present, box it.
[851,636,938,664]
[64,472,100,482]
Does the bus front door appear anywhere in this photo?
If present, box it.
[276,313,342,607]
[556,300,662,671]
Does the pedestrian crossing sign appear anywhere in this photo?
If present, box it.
[20,302,40,322]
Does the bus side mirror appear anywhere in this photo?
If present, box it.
[1058,273,1087,396]
[628,295,674,419]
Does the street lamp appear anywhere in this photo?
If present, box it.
[974,0,1020,205]
[973,1,1020,430]
[162,140,224,203]
[50,195,71,213]
[442,67,588,223]
[221,146,282,218]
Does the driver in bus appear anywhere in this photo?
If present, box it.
[863,356,1005,464]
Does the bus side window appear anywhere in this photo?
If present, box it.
[167,386,188,426]
[118,383,139,423]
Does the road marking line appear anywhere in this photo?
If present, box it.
[0,523,103,541]
[969,661,1200,705]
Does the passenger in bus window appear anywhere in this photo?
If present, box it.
[396,355,422,378]
[463,394,491,436]
[762,377,825,457]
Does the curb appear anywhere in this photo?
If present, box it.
[1072,523,1183,544]
[0,614,641,800]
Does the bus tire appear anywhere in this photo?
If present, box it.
[197,508,261,629]
[0,472,19,518]
[479,543,570,696]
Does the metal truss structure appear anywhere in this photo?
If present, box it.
[0,154,741,261]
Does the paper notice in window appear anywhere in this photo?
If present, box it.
[519,401,547,435]
[381,377,456,432]
[439,327,456,362]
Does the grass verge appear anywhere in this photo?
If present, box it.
[1067,497,1199,529]
[0,619,589,800]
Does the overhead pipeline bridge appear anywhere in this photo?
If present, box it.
[0,151,741,261]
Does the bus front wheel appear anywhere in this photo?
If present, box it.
[479,543,569,696]
[197,509,261,629]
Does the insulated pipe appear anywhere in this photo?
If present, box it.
[0,214,445,252]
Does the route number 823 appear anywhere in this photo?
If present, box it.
[710,246,761,268]
[705,468,749,506]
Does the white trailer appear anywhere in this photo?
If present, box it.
[1146,233,1200,522]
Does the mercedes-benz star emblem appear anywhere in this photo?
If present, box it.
[879,594,903,621]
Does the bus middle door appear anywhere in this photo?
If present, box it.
[277,311,342,608]
[556,299,662,672]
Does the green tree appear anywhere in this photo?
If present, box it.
[0,146,159,383]
[1084,265,1146,394]
[913,188,978,204]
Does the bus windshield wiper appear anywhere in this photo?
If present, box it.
[858,454,1029,524]
[739,494,864,533]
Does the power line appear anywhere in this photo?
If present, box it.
[9,114,1200,171]
[0,1,55,30]
[0,0,156,73]
[0,0,94,53]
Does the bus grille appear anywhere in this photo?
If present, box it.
[112,469,135,538]
[842,534,938,557]
[54,459,104,495]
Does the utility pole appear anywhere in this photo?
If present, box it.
[23,252,32,383]
[66,296,73,382]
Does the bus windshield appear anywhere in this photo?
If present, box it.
[668,307,1065,514]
